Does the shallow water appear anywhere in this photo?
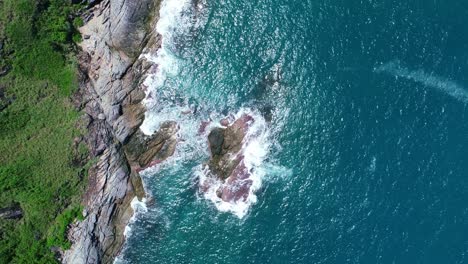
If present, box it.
[118,0,468,263]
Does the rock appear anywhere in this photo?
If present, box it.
[0,65,11,77]
[259,104,274,122]
[71,0,101,6]
[198,120,211,135]
[109,0,156,59]
[87,118,112,157]
[113,103,145,144]
[219,160,252,202]
[87,0,101,5]
[208,127,224,156]
[63,0,169,263]
[125,121,179,168]
[0,85,12,112]
[220,118,230,126]
[0,204,23,220]
[204,114,256,203]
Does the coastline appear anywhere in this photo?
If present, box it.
[63,1,176,263]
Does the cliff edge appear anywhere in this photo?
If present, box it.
[63,1,176,263]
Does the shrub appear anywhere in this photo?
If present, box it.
[0,0,87,262]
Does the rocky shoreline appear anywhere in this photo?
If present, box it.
[64,1,177,263]
[64,1,266,262]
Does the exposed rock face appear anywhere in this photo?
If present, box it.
[0,85,11,112]
[125,122,178,169]
[205,114,255,203]
[63,1,176,263]
[0,204,23,220]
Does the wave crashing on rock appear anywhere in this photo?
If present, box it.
[198,109,270,218]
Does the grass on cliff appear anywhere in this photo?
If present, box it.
[0,0,87,263]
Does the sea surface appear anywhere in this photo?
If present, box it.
[117,0,468,263]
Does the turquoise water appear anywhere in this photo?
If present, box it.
[120,0,468,263]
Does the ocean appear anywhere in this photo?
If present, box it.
[117,0,468,263]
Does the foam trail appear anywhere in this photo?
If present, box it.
[375,60,468,103]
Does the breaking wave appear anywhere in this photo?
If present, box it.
[139,0,194,119]
[132,0,287,224]
[123,197,148,238]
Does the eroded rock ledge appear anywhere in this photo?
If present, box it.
[64,0,174,263]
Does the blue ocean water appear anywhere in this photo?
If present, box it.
[119,0,468,263]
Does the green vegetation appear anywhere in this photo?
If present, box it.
[46,206,84,250]
[0,0,87,263]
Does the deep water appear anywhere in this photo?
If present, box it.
[118,0,468,263]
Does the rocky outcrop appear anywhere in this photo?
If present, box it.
[0,204,23,220]
[207,115,252,180]
[0,85,13,112]
[125,122,178,170]
[63,0,176,263]
[204,114,255,203]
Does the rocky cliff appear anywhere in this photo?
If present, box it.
[64,1,177,263]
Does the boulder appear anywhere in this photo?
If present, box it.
[0,204,23,220]
[207,114,253,180]
[204,114,255,203]
[125,121,179,169]
[208,127,224,156]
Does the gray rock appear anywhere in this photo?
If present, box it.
[207,115,253,180]
[0,204,23,220]
[0,85,11,112]
[0,65,11,77]
[202,115,258,203]
[110,0,156,59]
[63,0,172,263]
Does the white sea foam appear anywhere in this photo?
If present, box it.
[140,0,194,129]
[374,60,468,103]
[116,197,147,263]
[135,0,289,220]
[113,0,188,257]
[123,197,148,238]
[368,156,377,172]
